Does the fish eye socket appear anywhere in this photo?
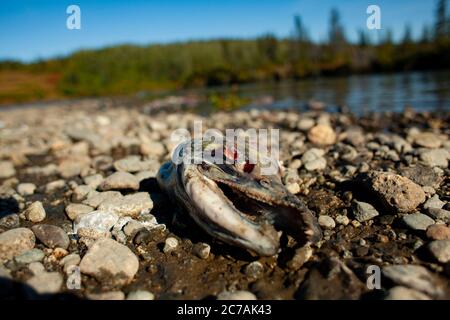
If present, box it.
[259,178,270,188]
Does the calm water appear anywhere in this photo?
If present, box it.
[190,70,450,115]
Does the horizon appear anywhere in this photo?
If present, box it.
[0,0,437,62]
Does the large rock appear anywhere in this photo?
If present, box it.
[79,238,139,286]
[360,172,425,213]
[0,228,35,260]
[31,224,70,249]
[419,148,449,167]
[99,172,140,191]
[382,264,444,297]
[97,192,153,218]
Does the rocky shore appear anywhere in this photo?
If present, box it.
[0,100,449,300]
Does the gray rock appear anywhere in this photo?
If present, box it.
[423,195,445,210]
[385,286,431,300]
[426,208,450,223]
[0,161,15,179]
[79,238,139,286]
[217,290,257,300]
[31,224,70,249]
[126,290,155,300]
[318,215,335,229]
[65,203,94,220]
[382,264,444,297]
[24,201,46,223]
[400,165,442,187]
[0,228,35,260]
[402,213,435,231]
[428,239,450,263]
[361,171,425,213]
[97,192,153,218]
[420,148,449,167]
[99,172,140,191]
[353,201,379,222]
[17,183,36,196]
[14,248,45,264]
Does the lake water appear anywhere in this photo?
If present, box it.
[187,70,450,115]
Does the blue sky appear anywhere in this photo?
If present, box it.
[0,0,437,62]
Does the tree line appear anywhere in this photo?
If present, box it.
[1,1,449,102]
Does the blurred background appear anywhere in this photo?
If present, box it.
[0,0,449,113]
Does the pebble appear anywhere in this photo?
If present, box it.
[114,156,159,173]
[71,185,93,202]
[423,195,445,210]
[412,132,442,149]
[99,171,140,191]
[123,220,144,237]
[31,224,70,249]
[244,261,264,278]
[60,253,81,272]
[217,290,257,300]
[286,183,300,194]
[26,270,63,295]
[0,228,35,260]
[17,183,36,196]
[400,164,442,188]
[65,203,94,220]
[0,213,20,229]
[428,239,450,263]
[127,290,155,300]
[45,179,66,193]
[192,242,211,259]
[318,215,335,229]
[14,248,45,264]
[352,201,379,222]
[140,141,166,157]
[73,211,119,237]
[97,192,153,218]
[24,201,46,223]
[83,174,104,189]
[301,148,327,171]
[402,213,435,231]
[307,124,336,145]
[420,148,449,167]
[87,291,125,300]
[384,286,431,300]
[163,237,179,253]
[58,157,90,178]
[79,238,139,286]
[0,161,16,179]
[297,118,315,131]
[363,171,425,212]
[82,190,121,208]
[335,214,350,226]
[287,245,313,270]
[426,224,450,240]
[382,264,443,297]
[426,208,450,223]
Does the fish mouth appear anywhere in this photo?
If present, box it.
[214,178,323,245]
